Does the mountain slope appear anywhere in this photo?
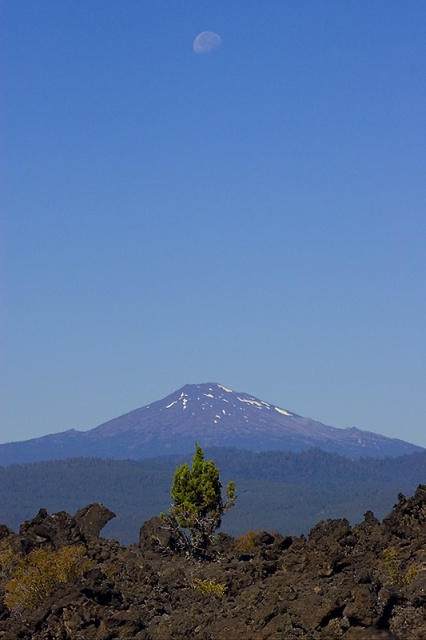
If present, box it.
[0,382,422,465]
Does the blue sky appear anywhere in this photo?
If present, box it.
[1,1,426,447]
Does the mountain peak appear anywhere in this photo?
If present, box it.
[156,382,294,421]
[0,383,423,465]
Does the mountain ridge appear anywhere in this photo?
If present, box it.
[0,382,422,465]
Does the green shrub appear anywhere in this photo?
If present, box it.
[383,547,418,588]
[0,544,17,579]
[193,577,227,597]
[234,530,262,553]
[5,545,93,611]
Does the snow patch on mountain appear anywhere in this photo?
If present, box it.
[275,407,292,416]
[238,397,263,408]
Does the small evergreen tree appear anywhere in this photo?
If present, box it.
[165,444,236,555]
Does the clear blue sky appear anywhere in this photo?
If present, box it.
[1,1,426,447]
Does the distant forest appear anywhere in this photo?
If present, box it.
[1,447,426,544]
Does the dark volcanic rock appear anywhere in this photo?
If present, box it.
[74,503,116,538]
[346,630,400,639]
[139,515,178,553]
[382,485,426,543]
[0,525,14,542]
[19,507,82,552]
[18,503,115,553]
[3,488,426,638]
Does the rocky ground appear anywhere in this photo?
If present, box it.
[1,487,426,639]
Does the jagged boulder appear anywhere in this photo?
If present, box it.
[382,485,426,544]
[19,508,82,552]
[0,525,14,542]
[74,503,116,538]
[139,515,177,552]
[18,503,115,553]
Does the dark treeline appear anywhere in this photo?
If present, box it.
[1,447,426,544]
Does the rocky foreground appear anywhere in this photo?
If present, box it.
[1,487,426,639]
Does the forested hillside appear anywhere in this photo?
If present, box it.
[2,448,426,544]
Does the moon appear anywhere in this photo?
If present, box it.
[193,31,222,55]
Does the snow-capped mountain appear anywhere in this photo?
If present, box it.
[0,383,422,465]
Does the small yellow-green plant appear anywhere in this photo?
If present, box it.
[383,547,418,588]
[234,530,261,553]
[5,545,93,611]
[101,561,118,581]
[0,544,18,579]
[193,577,227,597]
